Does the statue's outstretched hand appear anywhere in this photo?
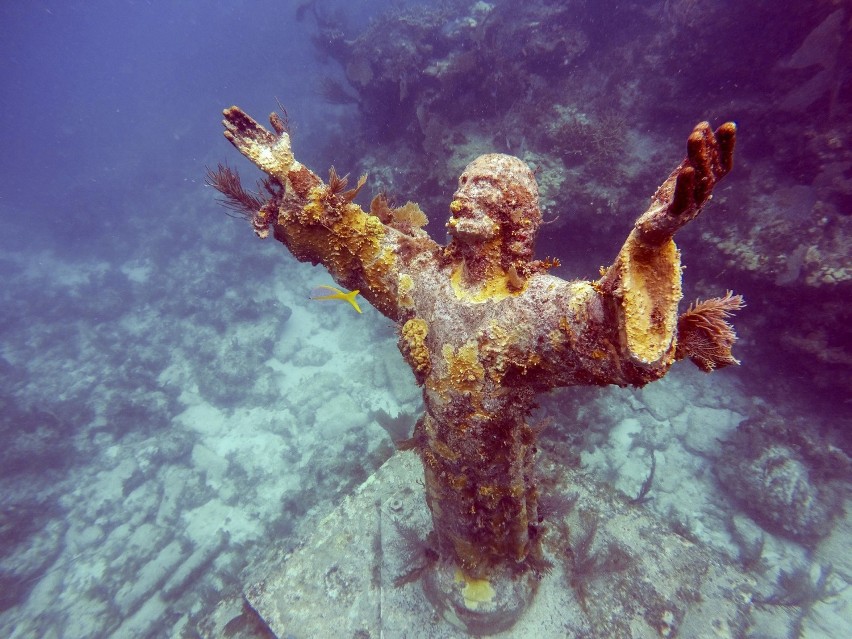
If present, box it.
[221,107,295,183]
[635,121,736,245]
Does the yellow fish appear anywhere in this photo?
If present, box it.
[310,285,362,314]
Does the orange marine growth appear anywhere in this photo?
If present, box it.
[675,291,745,371]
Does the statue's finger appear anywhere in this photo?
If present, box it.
[687,122,716,203]
[715,122,736,175]
[222,106,275,148]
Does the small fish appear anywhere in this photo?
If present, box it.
[309,285,362,314]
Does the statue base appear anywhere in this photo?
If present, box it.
[197,451,754,639]
[422,560,537,635]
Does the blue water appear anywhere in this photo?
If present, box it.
[1,1,849,637]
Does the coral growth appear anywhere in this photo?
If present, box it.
[716,411,850,544]
[546,107,629,169]
[675,291,745,371]
[561,511,633,612]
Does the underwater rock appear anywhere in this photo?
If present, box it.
[194,320,281,408]
[289,342,333,367]
[0,514,65,612]
[720,446,834,541]
[636,380,688,422]
[815,504,852,584]
[0,403,71,476]
[715,413,849,544]
[678,406,744,457]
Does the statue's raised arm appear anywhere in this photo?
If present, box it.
[209,106,440,321]
[596,121,739,373]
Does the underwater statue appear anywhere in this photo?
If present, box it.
[208,106,743,633]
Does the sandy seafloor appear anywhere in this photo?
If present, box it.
[0,193,849,638]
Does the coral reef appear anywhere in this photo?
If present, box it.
[716,410,851,545]
[304,0,850,398]
[211,103,741,632]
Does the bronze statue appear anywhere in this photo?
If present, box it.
[208,107,743,633]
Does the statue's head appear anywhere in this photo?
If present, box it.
[446,154,542,274]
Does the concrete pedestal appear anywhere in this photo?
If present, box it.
[199,450,755,638]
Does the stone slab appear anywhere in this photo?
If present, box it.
[233,450,757,638]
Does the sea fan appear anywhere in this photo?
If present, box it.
[675,291,745,371]
[205,163,265,219]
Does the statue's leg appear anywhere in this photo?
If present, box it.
[416,411,541,635]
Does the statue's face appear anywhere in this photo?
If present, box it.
[447,154,541,259]
[447,176,502,245]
